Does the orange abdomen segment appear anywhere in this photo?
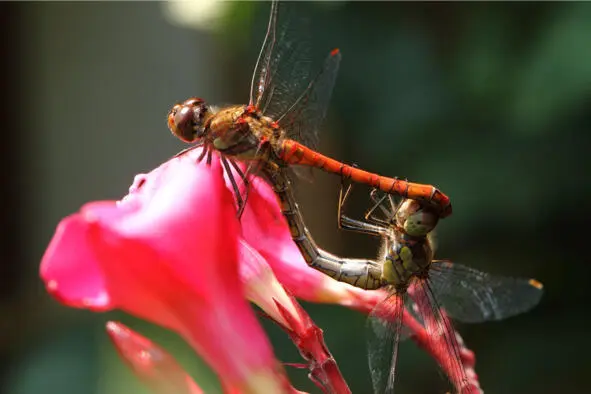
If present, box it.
[279,139,452,218]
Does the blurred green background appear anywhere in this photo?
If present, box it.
[1,1,588,393]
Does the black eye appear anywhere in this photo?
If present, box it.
[174,107,195,139]
[168,98,208,143]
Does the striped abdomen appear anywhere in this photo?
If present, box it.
[278,139,452,218]
[262,165,383,290]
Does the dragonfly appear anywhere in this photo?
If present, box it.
[336,184,544,393]
[167,0,452,219]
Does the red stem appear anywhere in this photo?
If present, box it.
[273,295,351,394]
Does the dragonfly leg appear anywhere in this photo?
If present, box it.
[387,194,398,215]
[228,158,250,189]
[221,156,248,217]
[196,144,209,163]
[365,189,391,222]
[225,140,271,219]
[236,144,273,219]
[172,142,203,159]
[337,173,353,225]
[228,159,252,219]
[337,176,387,237]
[337,162,357,208]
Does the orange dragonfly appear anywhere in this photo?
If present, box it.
[167,0,452,219]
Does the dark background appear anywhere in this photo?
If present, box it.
[1,2,588,393]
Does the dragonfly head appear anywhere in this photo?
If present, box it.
[168,97,211,143]
[396,199,439,237]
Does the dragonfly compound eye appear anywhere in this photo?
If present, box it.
[397,200,439,237]
[405,210,439,237]
[167,98,208,143]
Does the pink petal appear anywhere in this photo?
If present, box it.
[41,151,287,391]
[239,176,324,291]
[106,321,203,394]
[238,238,351,393]
[40,214,111,310]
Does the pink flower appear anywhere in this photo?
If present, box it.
[40,146,482,393]
[41,154,289,393]
[106,321,203,394]
[239,240,350,393]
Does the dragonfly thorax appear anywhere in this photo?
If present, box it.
[382,232,434,289]
[168,99,283,161]
[208,105,282,161]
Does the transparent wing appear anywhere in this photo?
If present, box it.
[409,280,470,392]
[251,1,282,106]
[428,260,544,323]
[275,49,341,150]
[287,165,315,184]
[250,1,311,113]
[367,291,405,394]
[248,1,340,151]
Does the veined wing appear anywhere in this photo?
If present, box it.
[248,0,340,151]
[250,0,312,115]
[367,291,405,394]
[428,260,544,323]
[276,48,340,151]
[250,0,281,107]
[409,280,470,393]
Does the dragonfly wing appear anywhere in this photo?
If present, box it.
[409,280,470,392]
[249,0,281,107]
[275,48,341,151]
[250,2,313,117]
[367,292,405,394]
[428,260,544,323]
[286,164,314,184]
[248,1,340,153]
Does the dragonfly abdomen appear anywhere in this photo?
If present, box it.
[317,249,383,290]
[262,165,383,290]
[278,139,452,218]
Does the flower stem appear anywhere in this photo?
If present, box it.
[273,295,351,394]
